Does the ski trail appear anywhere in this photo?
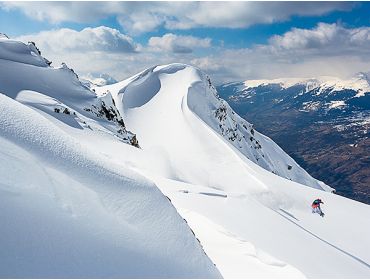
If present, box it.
[198,192,228,198]
[279,208,299,221]
[275,209,370,269]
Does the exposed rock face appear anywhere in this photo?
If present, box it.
[85,91,139,147]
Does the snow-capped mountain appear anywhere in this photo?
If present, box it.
[81,72,118,87]
[95,64,332,192]
[1,36,370,278]
[220,74,370,113]
[217,76,370,204]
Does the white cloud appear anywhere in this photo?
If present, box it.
[268,23,370,53]
[181,2,350,29]
[12,27,205,82]
[0,2,122,24]
[188,23,370,82]
[1,2,353,34]
[148,33,211,53]
[16,26,138,53]
[12,24,370,84]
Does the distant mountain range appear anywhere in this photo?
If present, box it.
[81,72,118,87]
[217,74,370,204]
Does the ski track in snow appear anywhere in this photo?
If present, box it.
[276,209,370,270]
[177,208,306,279]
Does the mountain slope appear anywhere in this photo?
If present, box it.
[99,64,332,192]
[98,64,370,278]
[0,37,220,278]
[1,35,370,278]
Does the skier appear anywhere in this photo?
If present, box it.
[312,198,324,217]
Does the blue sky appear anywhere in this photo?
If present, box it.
[1,1,370,82]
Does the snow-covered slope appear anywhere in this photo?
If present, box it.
[0,37,220,278]
[1,35,370,278]
[0,37,139,147]
[99,64,332,192]
[98,64,370,278]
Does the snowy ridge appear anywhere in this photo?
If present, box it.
[0,36,138,146]
[100,63,332,192]
[0,36,50,67]
[188,69,332,191]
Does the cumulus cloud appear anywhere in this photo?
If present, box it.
[1,2,354,34]
[11,26,203,81]
[268,23,370,53]
[13,27,143,82]
[11,23,370,84]
[148,33,211,53]
[16,26,138,53]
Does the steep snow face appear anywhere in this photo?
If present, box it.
[0,39,220,278]
[100,64,370,278]
[101,64,331,192]
[187,71,332,191]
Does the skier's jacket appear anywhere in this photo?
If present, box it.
[312,199,323,208]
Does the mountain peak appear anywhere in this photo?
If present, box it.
[97,63,331,192]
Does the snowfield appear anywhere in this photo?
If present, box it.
[0,37,220,278]
[1,36,370,278]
